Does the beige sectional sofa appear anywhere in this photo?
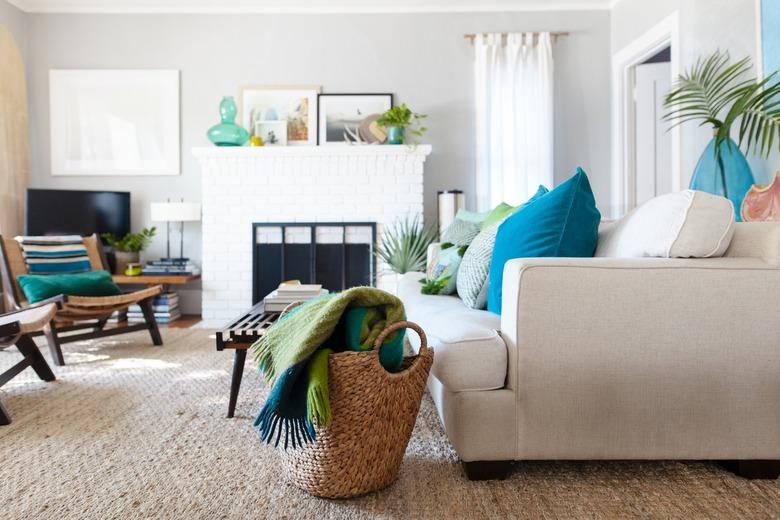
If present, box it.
[398,221,780,480]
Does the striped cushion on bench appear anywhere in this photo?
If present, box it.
[16,236,91,275]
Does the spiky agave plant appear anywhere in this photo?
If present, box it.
[375,216,437,274]
[664,50,780,158]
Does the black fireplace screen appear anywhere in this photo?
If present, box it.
[252,222,377,304]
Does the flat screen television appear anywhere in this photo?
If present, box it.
[26,188,131,238]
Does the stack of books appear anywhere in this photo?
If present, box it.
[142,258,201,276]
[263,283,328,312]
[128,292,181,324]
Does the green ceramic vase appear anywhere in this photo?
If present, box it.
[207,96,249,146]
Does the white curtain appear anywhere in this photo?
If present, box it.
[474,32,554,211]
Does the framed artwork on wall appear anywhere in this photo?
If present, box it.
[240,85,320,146]
[317,93,393,145]
[49,69,180,176]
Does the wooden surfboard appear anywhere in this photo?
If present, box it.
[0,25,29,237]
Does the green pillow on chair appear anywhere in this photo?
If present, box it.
[17,271,123,304]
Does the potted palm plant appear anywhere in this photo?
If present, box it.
[663,51,780,219]
[102,227,156,274]
[377,103,428,145]
[375,216,437,293]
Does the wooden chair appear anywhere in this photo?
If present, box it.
[0,303,58,425]
[0,234,163,366]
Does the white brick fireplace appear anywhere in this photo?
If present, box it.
[193,145,431,325]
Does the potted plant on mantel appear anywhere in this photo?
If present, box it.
[102,227,156,275]
[377,103,428,145]
[663,50,780,220]
[375,216,437,294]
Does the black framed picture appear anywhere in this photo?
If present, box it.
[317,93,393,145]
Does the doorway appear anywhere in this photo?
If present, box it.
[611,12,681,218]
[633,47,672,206]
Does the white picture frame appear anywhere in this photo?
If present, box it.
[255,120,288,146]
[240,85,320,146]
[49,69,180,176]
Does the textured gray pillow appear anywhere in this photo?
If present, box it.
[441,218,481,247]
[456,221,500,309]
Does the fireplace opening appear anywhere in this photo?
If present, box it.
[252,222,377,304]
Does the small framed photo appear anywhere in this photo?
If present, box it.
[317,93,393,145]
[240,85,320,146]
[255,121,287,146]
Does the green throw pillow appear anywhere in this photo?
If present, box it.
[420,243,468,295]
[481,202,517,230]
[455,209,489,225]
[17,270,123,304]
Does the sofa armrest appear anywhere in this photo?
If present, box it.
[500,256,780,391]
[499,255,780,459]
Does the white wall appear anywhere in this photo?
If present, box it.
[612,0,769,188]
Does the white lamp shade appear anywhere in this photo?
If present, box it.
[151,202,201,222]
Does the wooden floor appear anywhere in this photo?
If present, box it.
[106,315,202,330]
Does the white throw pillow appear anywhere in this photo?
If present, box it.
[595,190,736,258]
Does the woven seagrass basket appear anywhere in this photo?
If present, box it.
[280,320,433,499]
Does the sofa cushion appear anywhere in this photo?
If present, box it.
[488,169,599,314]
[399,272,507,392]
[455,221,500,309]
[441,218,480,247]
[423,243,467,295]
[596,190,735,258]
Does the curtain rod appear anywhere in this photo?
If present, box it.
[464,32,569,42]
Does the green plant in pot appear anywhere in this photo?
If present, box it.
[377,103,428,145]
[102,227,156,275]
[375,216,437,277]
[663,50,780,220]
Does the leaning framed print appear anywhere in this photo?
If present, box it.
[317,93,393,145]
[49,69,180,176]
[240,85,320,146]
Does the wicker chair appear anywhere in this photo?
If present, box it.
[0,234,163,366]
[0,303,58,425]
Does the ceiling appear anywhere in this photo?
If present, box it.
[9,0,616,14]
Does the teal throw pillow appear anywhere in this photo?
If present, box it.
[487,167,601,315]
[420,243,467,295]
[17,270,123,304]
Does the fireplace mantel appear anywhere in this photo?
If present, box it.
[192,144,432,158]
[194,144,431,325]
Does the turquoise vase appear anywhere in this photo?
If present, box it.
[207,96,249,146]
[689,137,755,221]
[386,126,405,145]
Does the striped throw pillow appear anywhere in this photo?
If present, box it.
[17,236,92,275]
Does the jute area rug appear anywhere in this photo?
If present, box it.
[0,328,777,519]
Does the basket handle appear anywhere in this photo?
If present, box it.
[373,320,428,356]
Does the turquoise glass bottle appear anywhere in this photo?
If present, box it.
[689,137,755,221]
[207,96,249,146]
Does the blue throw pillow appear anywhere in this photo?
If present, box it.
[487,167,601,315]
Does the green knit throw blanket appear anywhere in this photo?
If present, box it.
[251,287,405,448]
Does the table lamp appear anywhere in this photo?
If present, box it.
[150,201,201,260]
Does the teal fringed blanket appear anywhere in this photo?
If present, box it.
[251,287,406,449]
